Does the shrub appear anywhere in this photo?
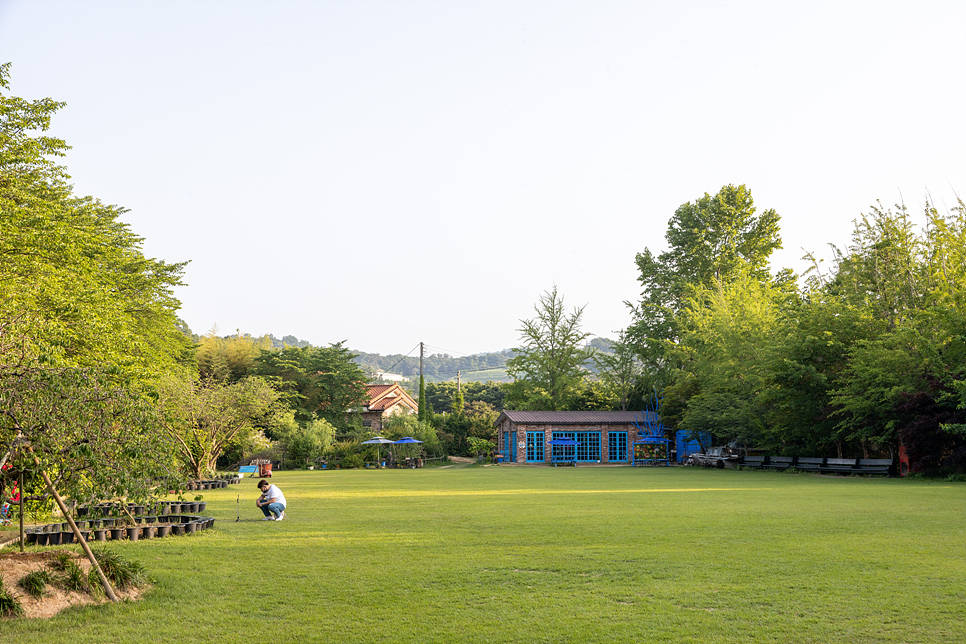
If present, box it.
[90,549,147,589]
[0,579,24,618]
[18,570,52,599]
[60,559,88,593]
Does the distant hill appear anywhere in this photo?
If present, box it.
[195,329,613,383]
[351,349,514,383]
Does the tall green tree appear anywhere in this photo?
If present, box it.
[669,270,789,447]
[0,63,191,379]
[250,342,368,432]
[592,329,642,411]
[628,184,784,376]
[504,286,592,410]
[154,371,281,479]
[418,374,427,422]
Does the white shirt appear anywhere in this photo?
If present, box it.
[262,484,286,508]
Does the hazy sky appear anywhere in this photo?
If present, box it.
[1,0,963,359]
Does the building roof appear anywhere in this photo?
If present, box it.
[494,410,658,426]
[365,383,418,413]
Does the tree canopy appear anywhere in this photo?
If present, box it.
[504,286,592,411]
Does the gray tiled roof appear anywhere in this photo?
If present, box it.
[495,410,657,425]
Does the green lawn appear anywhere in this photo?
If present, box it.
[3,466,964,643]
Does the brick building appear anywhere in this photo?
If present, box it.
[494,410,659,464]
[362,384,418,434]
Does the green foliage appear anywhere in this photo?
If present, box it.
[504,286,592,411]
[0,366,181,505]
[567,380,620,411]
[91,549,147,590]
[0,64,192,381]
[276,413,337,466]
[196,329,273,383]
[155,371,282,478]
[452,387,465,415]
[250,343,368,432]
[60,559,88,593]
[0,578,24,618]
[18,569,52,599]
[628,184,783,378]
[592,330,641,411]
[466,436,494,456]
[418,374,427,422]
[381,414,442,456]
[424,381,505,414]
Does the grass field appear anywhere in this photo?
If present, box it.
[2,466,964,643]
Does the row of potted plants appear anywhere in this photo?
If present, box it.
[24,514,215,545]
[77,500,209,518]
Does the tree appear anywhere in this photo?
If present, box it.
[155,372,281,479]
[592,329,642,411]
[669,270,790,448]
[418,374,427,422]
[275,413,336,467]
[250,343,368,432]
[195,328,273,382]
[0,365,179,506]
[504,286,592,411]
[0,63,191,380]
[452,385,465,415]
[628,184,784,376]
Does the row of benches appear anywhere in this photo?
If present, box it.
[737,456,895,477]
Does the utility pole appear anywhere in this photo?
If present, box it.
[418,342,426,422]
[457,371,461,392]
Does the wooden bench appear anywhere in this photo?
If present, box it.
[793,457,823,472]
[852,459,894,477]
[738,455,767,469]
[762,456,795,470]
[819,458,858,475]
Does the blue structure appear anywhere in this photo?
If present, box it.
[548,436,580,466]
[675,431,711,462]
[631,388,671,466]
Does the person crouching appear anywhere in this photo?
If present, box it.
[255,479,286,521]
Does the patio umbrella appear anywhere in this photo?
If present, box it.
[361,436,395,445]
[392,437,424,466]
[361,436,395,467]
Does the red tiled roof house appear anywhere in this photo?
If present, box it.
[362,384,419,434]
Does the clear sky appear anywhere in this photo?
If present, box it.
[1,0,963,358]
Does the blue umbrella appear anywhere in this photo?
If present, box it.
[393,437,423,444]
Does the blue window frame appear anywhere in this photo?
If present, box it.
[551,431,576,462]
[526,432,544,462]
[575,431,600,461]
[552,431,601,462]
[609,431,628,462]
[502,431,516,462]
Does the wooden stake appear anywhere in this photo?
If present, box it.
[26,446,118,602]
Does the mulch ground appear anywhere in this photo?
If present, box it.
[0,549,146,619]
